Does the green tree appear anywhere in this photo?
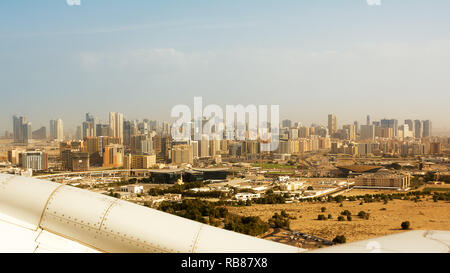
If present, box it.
[357,211,370,220]
[423,172,435,182]
[332,235,346,244]
[224,215,269,236]
[269,212,291,229]
[340,210,352,216]
[401,221,411,230]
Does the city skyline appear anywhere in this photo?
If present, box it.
[2,111,443,131]
[6,112,436,140]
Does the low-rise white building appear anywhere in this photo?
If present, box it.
[278,176,290,182]
[163,193,182,202]
[302,190,316,196]
[252,186,267,192]
[209,186,231,192]
[280,181,304,191]
[190,187,211,192]
[6,168,33,177]
[120,185,144,194]
[235,192,261,201]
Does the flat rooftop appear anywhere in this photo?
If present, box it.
[191,167,230,172]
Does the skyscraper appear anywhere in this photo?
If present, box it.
[102,144,124,168]
[200,134,210,158]
[191,140,199,159]
[366,115,370,126]
[343,124,356,141]
[13,116,24,143]
[380,119,398,137]
[96,124,112,137]
[83,113,97,138]
[32,127,47,139]
[13,116,31,144]
[171,144,193,165]
[399,124,410,139]
[49,120,55,140]
[404,119,414,137]
[23,122,32,143]
[360,125,375,140]
[131,135,153,155]
[50,119,64,141]
[56,119,64,141]
[353,121,359,135]
[414,120,423,138]
[281,119,292,128]
[422,120,432,137]
[124,120,138,146]
[328,114,337,135]
[109,112,124,142]
[75,126,82,140]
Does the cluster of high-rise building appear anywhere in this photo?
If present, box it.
[5,112,444,172]
[60,136,124,170]
[276,115,442,158]
[358,117,432,141]
[12,115,64,144]
[59,112,171,171]
[320,115,438,157]
[333,115,435,156]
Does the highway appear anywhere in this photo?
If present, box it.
[34,168,184,179]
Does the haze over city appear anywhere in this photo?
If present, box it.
[1,0,450,134]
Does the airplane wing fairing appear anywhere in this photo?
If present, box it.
[0,174,303,253]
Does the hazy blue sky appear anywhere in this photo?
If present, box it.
[1,0,450,134]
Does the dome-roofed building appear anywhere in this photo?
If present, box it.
[336,165,383,177]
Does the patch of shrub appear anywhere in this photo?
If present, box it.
[401,221,411,230]
[332,235,346,244]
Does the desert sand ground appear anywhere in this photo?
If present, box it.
[227,198,450,246]
[339,189,401,196]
